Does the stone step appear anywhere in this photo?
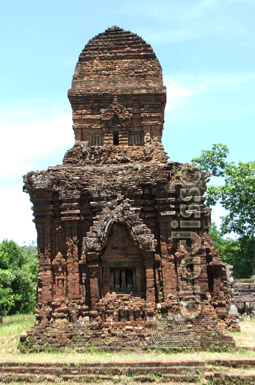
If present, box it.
[205,372,255,384]
[0,364,204,375]
[0,373,201,384]
[134,374,200,383]
[0,373,56,383]
[0,361,204,384]
[207,359,255,368]
[0,359,255,384]
[0,360,205,368]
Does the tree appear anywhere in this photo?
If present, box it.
[192,144,255,276]
[0,240,38,316]
[209,222,251,278]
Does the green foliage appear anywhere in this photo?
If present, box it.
[192,144,255,276]
[209,223,251,278]
[209,222,238,261]
[0,240,38,316]
[192,143,229,177]
[230,236,255,278]
[0,240,24,270]
[192,144,255,237]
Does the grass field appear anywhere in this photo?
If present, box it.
[0,314,255,363]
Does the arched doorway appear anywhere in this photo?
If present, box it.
[101,223,145,298]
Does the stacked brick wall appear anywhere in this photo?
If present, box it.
[22,26,236,351]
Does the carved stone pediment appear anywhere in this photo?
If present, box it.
[101,96,133,129]
[84,198,157,253]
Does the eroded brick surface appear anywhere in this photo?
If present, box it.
[22,26,236,351]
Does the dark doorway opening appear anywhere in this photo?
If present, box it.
[113,131,119,145]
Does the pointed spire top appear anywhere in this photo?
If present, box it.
[105,26,123,32]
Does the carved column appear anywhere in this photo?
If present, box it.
[136,264,145,297]
[87,252,100,308]
[159,218,178,300]
[102,266,111,297]
[66,221,80,302]
[144,252,155,303]
[37,217,53,306]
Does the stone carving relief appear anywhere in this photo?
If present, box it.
[101,96,133,130]
[84,198,157,253]
[52,252,67,297]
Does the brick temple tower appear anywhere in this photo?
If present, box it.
[23,27,236,351]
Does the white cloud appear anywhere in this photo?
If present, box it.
[211,203,228,229]
[0,186,37,245]
[0,101,74,245]
[164,77,199,110]
[0,102,73,178]
[211,203,237,239]
[164,71,255,111]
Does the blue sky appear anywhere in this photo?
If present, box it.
[0,0,254,245]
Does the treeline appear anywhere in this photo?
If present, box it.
[209,223,253,278]
[193,143,255,278]
[0,240,38,316]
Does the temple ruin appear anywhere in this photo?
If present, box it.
[22,26,237,351]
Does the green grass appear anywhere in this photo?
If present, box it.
[0,314,34,354]
[0,315,255,384]
[226,317,255,348]
[0,314,255,364]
